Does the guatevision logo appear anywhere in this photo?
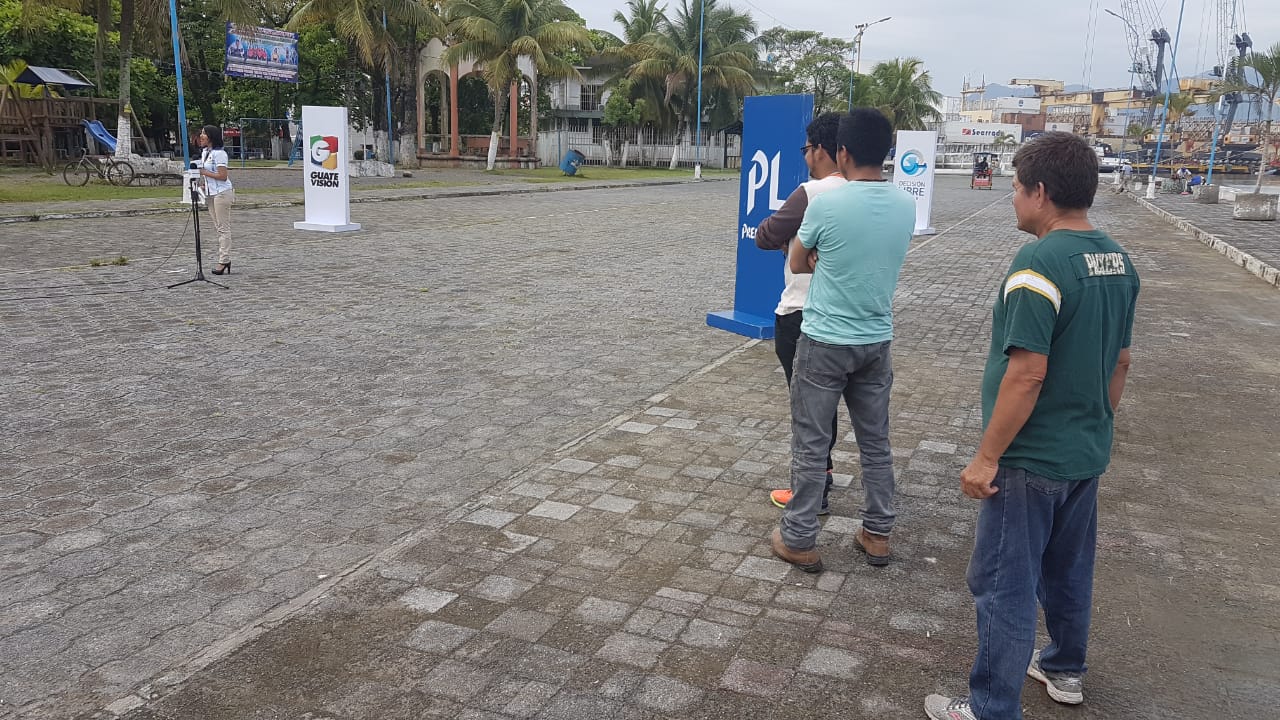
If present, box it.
[309,135,339,170]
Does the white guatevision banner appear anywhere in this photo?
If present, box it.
[294,105,360,232]
[892,130,938,236]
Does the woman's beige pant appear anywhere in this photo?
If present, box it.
[207,188,235,264]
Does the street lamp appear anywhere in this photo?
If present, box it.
[848,16,891,109]
[695,0,706,179]
[1104,8,1139,160]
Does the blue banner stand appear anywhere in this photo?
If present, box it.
[707,94,814,339]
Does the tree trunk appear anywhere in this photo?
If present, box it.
[621,140,629,168]
[94,0,109,94]
[669,117,686,170]
[488,85,506,171]
[1255,117,1272,194]
[114,0,135,158]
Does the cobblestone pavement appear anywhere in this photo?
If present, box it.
[1139,180,1280,272]
[3,176,1277,719]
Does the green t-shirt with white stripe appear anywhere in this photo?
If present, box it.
[981,229,1140,481]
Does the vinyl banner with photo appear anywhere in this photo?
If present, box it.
[224,23,299,83]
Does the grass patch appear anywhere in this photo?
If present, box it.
[492,166,736,182]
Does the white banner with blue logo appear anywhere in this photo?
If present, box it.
[294,105,360,233]
[706,94,813,339]
[892,130,938,236]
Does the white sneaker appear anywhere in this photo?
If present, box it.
[1027,649,1084,705]
[924,694,977,720]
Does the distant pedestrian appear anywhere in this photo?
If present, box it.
[925,132,1140,720]
[768,109,916,573]
[753,112,846,516]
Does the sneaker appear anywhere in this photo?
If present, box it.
[768,528,823,573]
[924,694,976,720]
[1027,649,1084,704]
[768,488,831,514]
[853,527,891,566]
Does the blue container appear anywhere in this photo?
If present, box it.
[559,149,585,176]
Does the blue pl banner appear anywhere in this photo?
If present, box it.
[225,22,299,84]
[706,94,814,339]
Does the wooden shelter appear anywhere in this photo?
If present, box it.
[0,66,117,169]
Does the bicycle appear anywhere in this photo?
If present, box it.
[62,151,135,187]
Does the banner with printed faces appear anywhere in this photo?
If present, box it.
[892,130,938,235]
[294,106,360,233]
[224,23,299,83]
[707,94,813,339]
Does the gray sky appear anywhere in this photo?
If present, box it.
[575,0,1279,98]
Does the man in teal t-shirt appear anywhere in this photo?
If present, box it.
[926,132,1140,720]
[769,109,916,573]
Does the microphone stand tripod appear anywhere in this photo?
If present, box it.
[169,174,227,290]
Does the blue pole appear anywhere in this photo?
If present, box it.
[695,0,705,169]
[169,0,190,168]
[384,9,393,164]
[1150,0,1186,184]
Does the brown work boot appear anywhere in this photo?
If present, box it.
[769,528,823,573]
[854,527,891,566]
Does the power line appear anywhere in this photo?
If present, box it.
[737,0,800,30]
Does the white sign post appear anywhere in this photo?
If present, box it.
[293,105,360,233]
[892,130,938,236]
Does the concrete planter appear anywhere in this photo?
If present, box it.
[1232,193,1278,221]
[1195,185,1220,204]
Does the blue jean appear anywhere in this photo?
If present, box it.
[780,335,895,550]
[967,467,1099,720]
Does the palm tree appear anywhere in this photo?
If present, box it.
[289,0,444,69]
[865,58,941,131]
[444,0,593,170]
[622,0,758,168]
[613,0,667,44]
[1233,42,1280,194]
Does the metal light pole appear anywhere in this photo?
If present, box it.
[847,16,890,109]
[383,9,393,165]
[167,0,190,168]
[694,0,706,179]
[1104,9,1138,160]
[1147,0,1186,199]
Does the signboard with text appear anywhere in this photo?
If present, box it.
[707,94,813,339]
[892,130,938,236]
[293,106,360,233]
[224,23,299,83]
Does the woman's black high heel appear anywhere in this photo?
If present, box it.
[211,262,231,275]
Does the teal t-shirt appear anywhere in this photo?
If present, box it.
[981,229,1141,481]
[797,181,916,345]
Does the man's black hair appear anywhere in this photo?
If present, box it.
[806,112,841,164]
[837,108,894,168]
[1012,131,1099,209]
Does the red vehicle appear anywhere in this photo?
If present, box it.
[971,152,996,189]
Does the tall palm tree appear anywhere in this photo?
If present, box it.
[289,0,444,69]
[444,0,593,170]
[1236,42,1280,193]
[613,0,666,44]
[622,0,757,168]
[865,58,941,131]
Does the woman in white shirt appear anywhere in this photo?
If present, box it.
[197,125,235,275]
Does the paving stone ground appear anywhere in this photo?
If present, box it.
[1139,178,1280,271]
[2,176,1277,720]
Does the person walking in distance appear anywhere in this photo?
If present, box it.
[196,125,235,275]
[925,132,1140,720]
[768,109,916,573]
[753,112,846,515]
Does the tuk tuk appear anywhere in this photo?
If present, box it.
[971,152,996,189]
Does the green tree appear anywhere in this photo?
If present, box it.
[444,0,594,170]
[1228,42,1280,193]
[600,78,645,165]
[758,27,851,114]
[621,0,757,168]
[865,57,941,130]
[0,0,97,70]
[612,0,665,44]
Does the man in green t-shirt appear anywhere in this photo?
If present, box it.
[926,132,1140,720]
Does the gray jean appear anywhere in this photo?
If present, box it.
[780,334,896,549]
